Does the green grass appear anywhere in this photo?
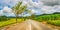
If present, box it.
[0,18,24,28]
[47,20,60,26]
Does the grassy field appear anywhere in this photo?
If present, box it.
[0,18,24,28]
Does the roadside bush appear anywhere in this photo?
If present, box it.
[0,16,8,21]
[47,20,60,26]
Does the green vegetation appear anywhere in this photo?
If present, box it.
[47,20,60,26]
[0,16,8,21]
[33,14,60,21]
[33,14,60,26]
[0,1,31,28]
[12,1,27,23]
[0,13,60,28]
[0,17,24,28]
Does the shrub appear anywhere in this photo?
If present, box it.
[0,16,8,21]
[47,20,60,26]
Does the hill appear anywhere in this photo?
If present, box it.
[32,13,60,26]
[33,13,60,21]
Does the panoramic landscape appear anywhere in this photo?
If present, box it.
[0,0,60,30]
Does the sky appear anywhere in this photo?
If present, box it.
[0,0,60,17]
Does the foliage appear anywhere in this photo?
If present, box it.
[0,16,9,22]
[12,2,27,15]
[12,1,27,23]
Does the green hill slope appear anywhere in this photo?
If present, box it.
[33,14,60,21]
[33,14,60,26]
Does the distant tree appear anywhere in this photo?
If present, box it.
[12,2,27,23]
[30,13,36,19]
[25,10,36,19]
[0,15,8,21]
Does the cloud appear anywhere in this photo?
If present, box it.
[3,6,12,13]
[27,0,43,9]
[0,0,22,9]
[0,10,4,16]
[22,0,60,14]
[40,5,60,14]
[0,0,60,16]
[0,6,32,16]
[41,0,60,6]
[0,6,15,16]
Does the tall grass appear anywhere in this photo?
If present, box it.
[0,18,24,28]
[47,20,60,26]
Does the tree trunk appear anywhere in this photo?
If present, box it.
[16,17,17,23]
[16,15,18,23]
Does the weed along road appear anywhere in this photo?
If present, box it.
[1,19,57,30]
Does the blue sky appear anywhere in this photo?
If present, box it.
[0,0,60,16]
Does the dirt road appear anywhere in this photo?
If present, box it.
[0,19,58,30]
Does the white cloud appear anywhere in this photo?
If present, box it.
[40,6,60,14]
[27,0,43,9]
[0,0,60,16]
[0,6,32,16]
[23,0,60,14]
[24,14,31,17]
[3,6,12,13]
[0,6,15,16]
[0,10,4,16]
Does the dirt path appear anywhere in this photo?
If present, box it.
[0,19,58,30]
